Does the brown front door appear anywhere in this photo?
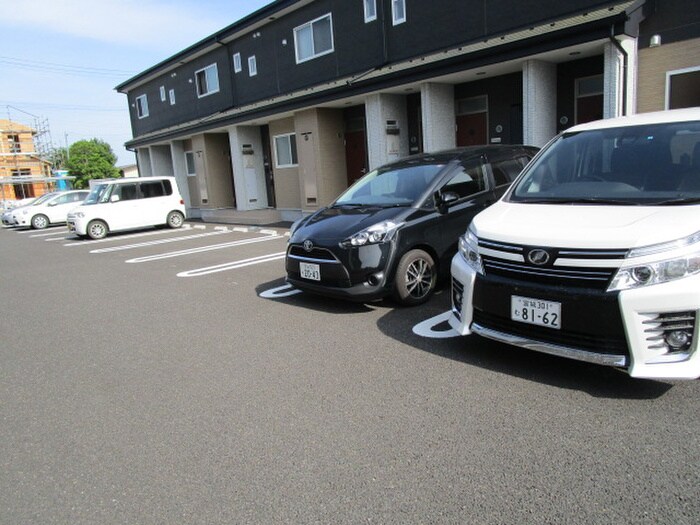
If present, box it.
[345,129,367,187]
[456,113,488,146]
[576,94,603,125]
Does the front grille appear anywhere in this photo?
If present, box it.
[288,244,339,263]
[479,238,626,291]
[473,309,629,356]
[451,277,464,319]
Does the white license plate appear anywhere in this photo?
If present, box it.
[299,262,321,281]
[511,295,561,329]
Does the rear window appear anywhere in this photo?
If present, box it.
[140,180,172,198]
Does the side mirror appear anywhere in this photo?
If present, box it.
[434,190,459,214]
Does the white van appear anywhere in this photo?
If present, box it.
[67,176,186,239]
[450,108,700,380]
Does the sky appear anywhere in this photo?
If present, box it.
[0,0,272,166]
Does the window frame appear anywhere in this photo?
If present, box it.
[665,65,700,110]
[293,13,335,64]
[248,55,257,77]
[169,88,176,106]
[273,133,298,168]
[135,94,149,119]
[159,86,166,102]
[233,52,242,73]
[185,151,196,176]
[364,0,377,22]
[392,0,406,25]
[195,63,220,99]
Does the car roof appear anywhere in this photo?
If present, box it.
[90,176,175,185]
[385,144,535,168]
[565,107,700,134]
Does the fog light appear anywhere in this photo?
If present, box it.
[631,266,654,284]
[665,330,691,350]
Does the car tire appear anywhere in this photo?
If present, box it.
[31,214,49,229]
[166,211,184,229]
[87,220,108,240]
[392,249,436,306]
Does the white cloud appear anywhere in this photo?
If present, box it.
[3,0,226,52]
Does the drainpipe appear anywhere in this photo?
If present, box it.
[609,25,628,117]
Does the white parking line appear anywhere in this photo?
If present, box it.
[259,283,303,298]
[412,311,460,339]
[29,230,68,238]
[63,225,193,246]
[177,252,286,277]
[125,234,283,263]
[90,230,229,253]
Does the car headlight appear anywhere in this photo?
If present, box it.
[459,226,484,274]
[341,221,403,247]
[608,231,700,291]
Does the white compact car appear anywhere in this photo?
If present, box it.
[450,108,700,380]
[13,190,90,229]
[67,176,186,239]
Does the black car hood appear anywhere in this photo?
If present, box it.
[292,205,411,244]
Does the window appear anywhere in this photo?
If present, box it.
[274,133,298,168]
[441,161,487,200]
[195,63,220,98]
[666,66,700,110]
[364,0,377,22]
[140,180,171,198]
[294,14,334,64]
[233,53,242,73]
[169,89,176,105]
[160,86,166,102]
[185,152,196,176]
[135,94,149,118]
[248,55,257,77]
[490,156,531,186]
[7,134,20,153]
[392,0,406,25]
[113,183,139,201]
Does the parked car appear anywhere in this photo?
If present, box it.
[450,108,700,380]
[286,145,538,305]
[13,190,90,229]
[7,194,55,226]
[67,176,186,239]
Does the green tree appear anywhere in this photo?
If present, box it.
[67,139,120,188]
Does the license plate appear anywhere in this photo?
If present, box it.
[511,295,561,329]
[299,262,321,281]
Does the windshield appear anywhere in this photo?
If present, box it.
[83,184,113,205]
[335,161,445,207]
[509,121,700,205]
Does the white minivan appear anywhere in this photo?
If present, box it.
[67,177,186,239]
[450,108,700,380]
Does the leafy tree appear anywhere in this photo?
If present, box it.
[66,139,120,188]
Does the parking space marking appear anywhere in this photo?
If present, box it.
[177,252,286,277]
[30,230,68,238]
[259,284,302,298]
[89,230,230,253]
[125,234,283,263]
[63,225,194,246]
[412,310,460,339]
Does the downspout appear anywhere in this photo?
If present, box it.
[609,24,628,116]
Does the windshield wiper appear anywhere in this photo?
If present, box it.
[331,202,368,208]
[519,197,640,205]
[652,197,700,206]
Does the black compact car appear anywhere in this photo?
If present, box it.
[286,145,538,305]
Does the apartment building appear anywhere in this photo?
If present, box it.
[116,0,700,224]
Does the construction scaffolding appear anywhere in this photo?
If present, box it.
[0,106,67,203]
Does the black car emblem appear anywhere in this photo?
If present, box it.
[527,249,550,266]
[303,240,314,252]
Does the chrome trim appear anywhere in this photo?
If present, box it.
[287,253,341,264]
[471,322,628,367]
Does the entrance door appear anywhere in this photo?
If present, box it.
[260,125,276,208]
[456,95,488,147]
[575,75,603,124]
[344,109,368,187]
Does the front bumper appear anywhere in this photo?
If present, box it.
[66,217,87,235]
[450,253,700,380]
[285,241,395,302]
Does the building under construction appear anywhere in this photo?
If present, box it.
[0,117,65,202]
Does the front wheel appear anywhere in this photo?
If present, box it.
[166,211,184,229]
[392,249,437,306]
[31,214,49,229]
[87,220,108,240]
